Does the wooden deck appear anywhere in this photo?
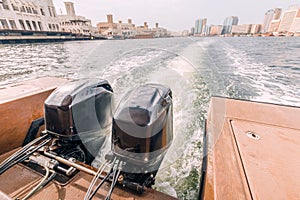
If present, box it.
[0,77,68,155]
[202,97,300,199]
[0,163,176,200]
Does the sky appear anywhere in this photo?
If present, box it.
[53,0,300,31]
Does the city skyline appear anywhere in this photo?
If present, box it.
[53,0,300,31]
[192,4,300,37]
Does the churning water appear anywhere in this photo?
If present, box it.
[0,37,299,199]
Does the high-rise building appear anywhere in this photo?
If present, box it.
[195,19,200,34]
[278,5,299,33]
[273,8,282,20]
[289,8,300,33]
[262,10,274,33]
[190,27,195,35]
[222,16,239,34]
[262,8,282,33]
[231,24,253,35]
[202,25,210,36]
[250,24,261,34]
[194,18,207,35]
[209,25,223,35]
[268,19,281,33]
[202,18,207,34]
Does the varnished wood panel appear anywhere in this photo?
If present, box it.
[203,97,300,199]
[0,77,67,154]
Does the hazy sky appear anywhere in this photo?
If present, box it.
[53,0,300,31]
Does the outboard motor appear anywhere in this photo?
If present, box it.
[44,79,114,163]
[85,83,173,200]
[0,79,115,199]
[113,83,173,189]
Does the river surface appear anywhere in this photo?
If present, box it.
[0,37,299,199]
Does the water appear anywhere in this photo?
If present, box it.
[0,37,299,199]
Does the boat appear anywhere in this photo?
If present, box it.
[200,97,300,199]
[0,77,176,200]
[1,77,300,199]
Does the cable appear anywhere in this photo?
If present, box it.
[87,158,117,200]
[85,163,105,198]
[0,134,49,171]
[22,165,50,200]
[84,160,110,200]
[0,136,52,175]
[105,161,123,200]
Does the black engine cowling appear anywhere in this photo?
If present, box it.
[44,79,114,160]
[112,83,173,174]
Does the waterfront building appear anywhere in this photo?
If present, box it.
[151,23,169,38]
[209,25,223,36]
[97,14,118,36]
[0,0,60,32]
[273,8,282,20]
[250,24,261,34]
[115,19,136,38]
[202,19,207,34]
[194,18,207,35]
[289,9,300,34]
[135,22,154,38]
[190,27,195,35]
[90,26,100,36]
[268,19,281,33]
[202,25,210,36]
[180,30,189,36]
[262,10,273,33]
[278,5,299,33]
[222,16,239,34]
[262,8,282,33]
[97,15,137,38]
[194,19,200,34]
[231,24,252,35]
[58,2,95,35]
[97,15,168,39]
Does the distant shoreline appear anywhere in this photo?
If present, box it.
[191,33,300,38]
[0,29,106,44]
